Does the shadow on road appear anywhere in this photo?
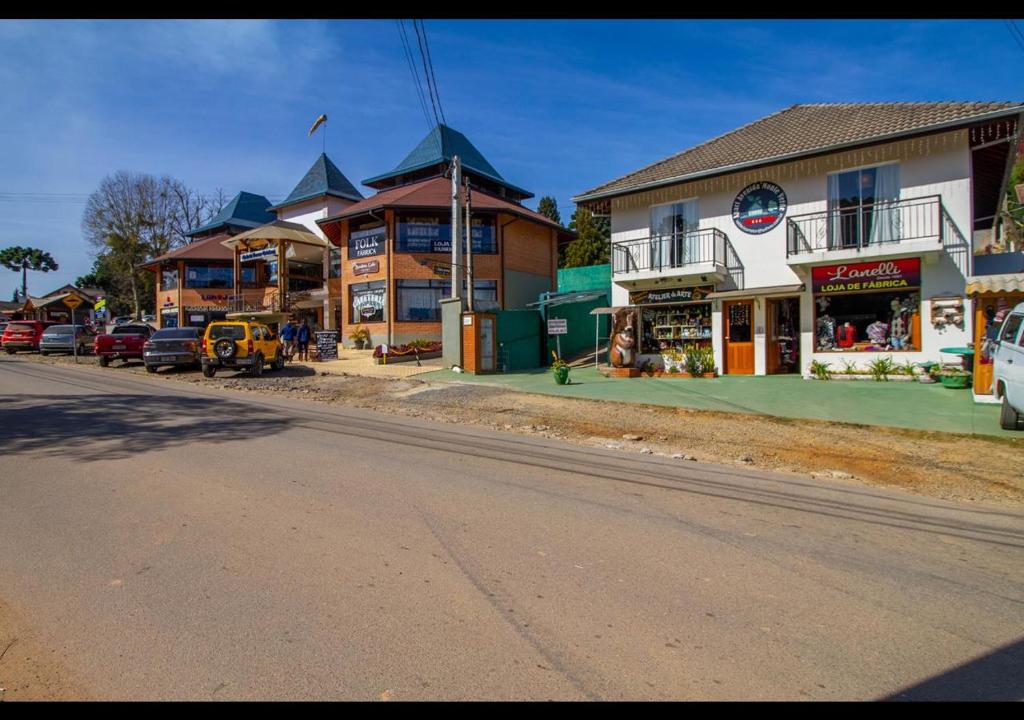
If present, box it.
[883,637,1024,701]
[0,393,294,461]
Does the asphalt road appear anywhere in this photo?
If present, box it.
[1,356,1022,701]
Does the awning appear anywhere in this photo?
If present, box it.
[965,273,1024,296]
[225,311,290,324]
[589,306,631,315]
[220,220,328,250]
[526,290,607,309]
[706,283,805,300]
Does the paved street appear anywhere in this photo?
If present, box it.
[1,356,1022,700]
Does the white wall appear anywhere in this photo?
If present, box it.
[609,129,975,373]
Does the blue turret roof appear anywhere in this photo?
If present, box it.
[362,124,533,199]
[268,153,364,211]
[187,191,275,237]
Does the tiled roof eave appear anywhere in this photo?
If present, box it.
[267,189,364,211]
[574,105,1024,203]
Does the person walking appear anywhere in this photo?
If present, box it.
[296,319,311,362]
[279,319,297,362]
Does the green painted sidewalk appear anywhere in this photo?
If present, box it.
[419,367,1021,439]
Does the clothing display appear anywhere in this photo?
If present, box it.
[866,320,889,345]
[836,323,857,348]
[816,315,836,351]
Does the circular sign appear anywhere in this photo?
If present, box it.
[732,182,787,234]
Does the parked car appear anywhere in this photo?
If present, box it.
[94,323,155,367]
[2,320,56,354]
[141,314,156,323]
[111,315,133,326]
[993,301,1024,430]
[201,321,284,378]
[143,327,202,373]
[39,324,96,356]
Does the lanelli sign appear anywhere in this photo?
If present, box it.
[812,258,921,294]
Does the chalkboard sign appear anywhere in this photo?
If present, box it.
[315,330,339,361]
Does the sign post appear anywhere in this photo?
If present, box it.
[63,295,84,364]
[547,317,567,360]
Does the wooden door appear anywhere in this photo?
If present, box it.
[724,300,754,375]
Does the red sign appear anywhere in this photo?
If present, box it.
[812,258,920,294]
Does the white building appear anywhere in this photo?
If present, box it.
[574,102,1024,377]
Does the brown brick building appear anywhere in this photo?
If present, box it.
[318,124,573,347]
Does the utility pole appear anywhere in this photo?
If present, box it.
[450,155,464,307]
[465,176,473,312]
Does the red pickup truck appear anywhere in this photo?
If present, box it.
[94,324,155,367]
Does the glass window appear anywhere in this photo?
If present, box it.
[185,265,233,289]
[815,291,919,352]
[828,165,899,248]
[1000,314,1024,345]
[161,267,178,290]
[152,328,199,340]
[649,200,699,267]
[329,247,341,278]
[209,325,245,341]
[395,214,496,253]
[240,266,258,287]
[395,279,499,321]
[350,280,386,323]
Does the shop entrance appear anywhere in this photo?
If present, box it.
[767,297,800,374]
[724,300,754,374]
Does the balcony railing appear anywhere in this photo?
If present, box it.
[612,228,732,275]
[786,195,944,257]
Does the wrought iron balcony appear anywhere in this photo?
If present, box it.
[612,228,735,276]
[785,195,949,257]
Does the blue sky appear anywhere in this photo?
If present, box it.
[0,19,1022,299]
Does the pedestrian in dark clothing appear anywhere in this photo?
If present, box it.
[296,319,311,361]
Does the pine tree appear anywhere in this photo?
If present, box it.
[562,207,610,268]
[537,196,561,226]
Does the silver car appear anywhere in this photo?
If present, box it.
[39,324,95,356]
[143,327,203,373]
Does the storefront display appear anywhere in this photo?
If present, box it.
[350,280,386,323]
[768,297,799,373]
[813,259,921,352]
[630,285,714,354]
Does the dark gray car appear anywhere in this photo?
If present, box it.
[39,325,95,355]
[143,327,203,373]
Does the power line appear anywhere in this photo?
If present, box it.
[396,20,436,138]
[1006,19,1024,56]
[413,19,444,130]
[416,19,447,127]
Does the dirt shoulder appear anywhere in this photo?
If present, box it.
[0,598,92,701]
[11,352,1024,508]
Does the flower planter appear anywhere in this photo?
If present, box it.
[702,372,717,378]
[553,366,570,385]
[938,374,971,389]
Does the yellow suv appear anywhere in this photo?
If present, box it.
[201,321,284,378]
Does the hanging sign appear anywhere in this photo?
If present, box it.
[629,285,714,305]
[240,247,277,263]
[352,260,380,276]
[547,318,567,335]
[348,227,385,259]
[732,182,788,234]
[416,258,452,277]
[62,295,83,310]
[812,258,921,294]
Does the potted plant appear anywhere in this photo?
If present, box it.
[935,366,972,389]
[551,351,570,385]
[700,347,717,378]
[348,324,370,350]
[685,347,703,378]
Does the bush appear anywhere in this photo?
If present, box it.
[809,360,832,380]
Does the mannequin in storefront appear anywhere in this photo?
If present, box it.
[836,321,857,349]
[816,297,836,351]
[866,317,890,347]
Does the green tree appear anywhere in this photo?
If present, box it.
[82,172,215,319]
[562,207,610,268]
[537,196,561,226]
[0,246,59,300]
[1000,149,1024,252]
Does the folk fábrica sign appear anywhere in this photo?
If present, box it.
[348,227,385,259]
[812,258,921,294]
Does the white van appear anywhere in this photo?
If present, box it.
[992,301,1024,430]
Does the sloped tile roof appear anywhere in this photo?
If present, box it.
[362,124,533,199]
[187,191,275,237]
[141,233,234,269]
[317,176,573,243]
[268,153,364,210]
[576,102,1024,201]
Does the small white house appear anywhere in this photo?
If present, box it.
[574,102,1024,377]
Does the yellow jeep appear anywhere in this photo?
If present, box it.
[201,321,284,378]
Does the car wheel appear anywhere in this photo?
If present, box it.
[145,364,157,374]
[272,351,284,371]
[40,351,49,356]
[99,355,110,367]
[1000,395,1020,431]
[4,348,14,355]
[250,354,264,377]
[202,364,216,378]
